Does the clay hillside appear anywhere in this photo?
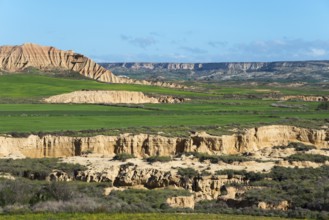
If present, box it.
[0,43,180,87]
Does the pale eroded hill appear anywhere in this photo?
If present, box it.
[0,43,181,87]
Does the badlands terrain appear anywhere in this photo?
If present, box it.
[0,43,329,218]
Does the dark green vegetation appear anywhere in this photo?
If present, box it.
[177,167,199,178]
[0,176,189,214]
[273,142,316,151]
[113,153,136,161]
[145,156,172,163]
[197,166,329,219]
[0,158,86,180]
[0,157,328,218]
[0,213,293,220]
[0,72,328,135]
[184,152,252,164]
[286,153,329,163]
[317,101,329,110]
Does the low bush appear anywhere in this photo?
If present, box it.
[183,152,251,164]
[317,102,329,110]
[112,153,135,162]
[145,156,172,163]
[286,153,329,163]
[0,158,86,180]
[108,189,190,212]
[215,169,247,178]
[177,167,198,178]
[273,142,316,151]
[215,169,266,181]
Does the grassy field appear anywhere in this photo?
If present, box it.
[0,74,209,101]
[0,73,328,134]
[0,101,327,134]
[0,213,298,220]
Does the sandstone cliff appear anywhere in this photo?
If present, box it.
[0,43,182,88]
[0,125,327,158]
[43,90,186,104]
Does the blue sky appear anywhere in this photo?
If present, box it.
[1,0,329,62]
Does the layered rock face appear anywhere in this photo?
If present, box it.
[0,43,182,88]
[43,90,186,104]
[0,125,327,158]
[0,43,121,82]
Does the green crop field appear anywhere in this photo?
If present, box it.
[0,72,328,135]
[0,74,208,102]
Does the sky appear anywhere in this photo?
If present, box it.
[1,0,329,62]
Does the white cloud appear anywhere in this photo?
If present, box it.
[309,48,326,57]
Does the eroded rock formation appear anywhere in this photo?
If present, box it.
[267,95,329,102]
[0,43,182,88]
[166,196,195,209]
[43,90,186,104]
[0,125,327,158]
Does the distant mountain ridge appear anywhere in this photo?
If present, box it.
[100,61,329,82]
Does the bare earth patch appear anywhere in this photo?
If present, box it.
[43,90,186,104]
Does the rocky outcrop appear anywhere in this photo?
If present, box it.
[278,95,329,102]
[258,201,289,211]
[193,175,246,201]
[0,125,327,158]
[266,95,329,102]
[46,170,72,182]
[75,166,120,183]
[43,90,186,104]
[113,163,179,188]
[166,196,195,209]
[0,43,183,88]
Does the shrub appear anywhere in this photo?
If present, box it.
[215,169,265,181]
[108,189,190,212]
[200,170,212,176]
[81,149,93,155]
[177,167,198,178]
[113,153,135,162]
[0,179,39,207]
[145,156,172,163]
[286,153,329,163]
[215,169,247,178]
[184,152,251,164]
[32,196,105,213]
[0,158,86,180]
[273,142,316,151]
[317,102,329,110]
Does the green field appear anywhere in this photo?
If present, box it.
[0,73,328,134]
[0,213,298,220]
[0,74,208,101]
